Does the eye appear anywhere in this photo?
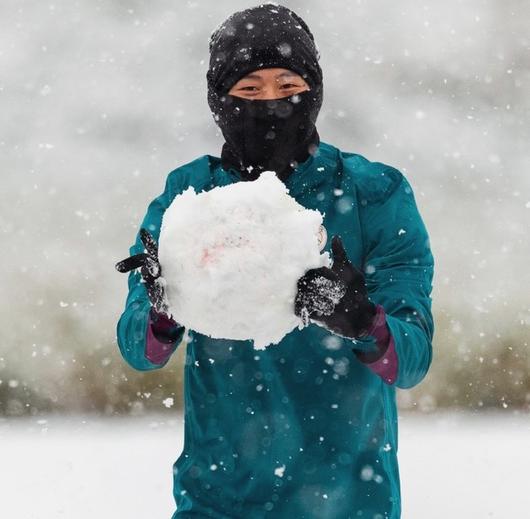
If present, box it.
[239,86,259,92]
[280,83,299,89]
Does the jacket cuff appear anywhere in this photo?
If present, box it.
[353,304,398,385]
[145,308,182,365]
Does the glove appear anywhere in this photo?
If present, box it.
[294,235,377,340]
[115,228,172,318]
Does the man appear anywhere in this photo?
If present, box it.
[116,4,434,518]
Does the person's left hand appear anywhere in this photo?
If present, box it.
[294,235,377,339]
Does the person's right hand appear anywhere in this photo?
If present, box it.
[115,228,171,317]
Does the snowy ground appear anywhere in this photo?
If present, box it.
[1,411,528,518]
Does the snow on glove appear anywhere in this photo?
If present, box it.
[294,235,377,340]
[115,228,172,318]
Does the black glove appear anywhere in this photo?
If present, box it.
[294,235,377,340]
[115,228,171,317]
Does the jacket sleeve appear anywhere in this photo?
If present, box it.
[116,171,188,371]
[356,169,435,389]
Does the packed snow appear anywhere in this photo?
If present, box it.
[158,171,330,349]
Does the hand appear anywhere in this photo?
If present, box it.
[115,228,171,317]
[294,235,377,339]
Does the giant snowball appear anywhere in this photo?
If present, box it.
[158,171,330,349]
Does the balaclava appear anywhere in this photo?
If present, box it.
[206,3,323,182]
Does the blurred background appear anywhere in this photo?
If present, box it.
[1,0,529,517]
[2,0,528,416]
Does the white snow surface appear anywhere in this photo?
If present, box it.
[158,171,330,349]
[0,411,528,518]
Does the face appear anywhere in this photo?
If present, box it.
[228,67,310,100]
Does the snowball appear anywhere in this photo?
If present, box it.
[158,171,330,349]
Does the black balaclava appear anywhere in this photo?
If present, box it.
[206,3,323,182]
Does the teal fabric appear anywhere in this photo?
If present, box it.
[116,141,435,518]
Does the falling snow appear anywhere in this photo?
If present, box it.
[274,465,286,477]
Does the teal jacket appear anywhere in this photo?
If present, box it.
[116,141,435,518]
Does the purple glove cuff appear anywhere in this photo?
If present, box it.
[361,334,398,385]
[354,304,398,385]
[365,303,388,339]
[145,308,181,365]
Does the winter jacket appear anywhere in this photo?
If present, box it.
[116,140,435,518]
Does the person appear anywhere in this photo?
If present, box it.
[115,3,434,518]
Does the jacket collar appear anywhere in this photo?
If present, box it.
[211,140,342,200]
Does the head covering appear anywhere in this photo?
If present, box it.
[206,3,324,182]
[207,2,323,94]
